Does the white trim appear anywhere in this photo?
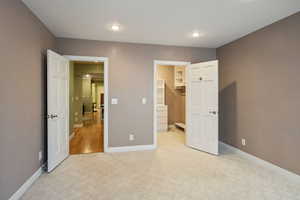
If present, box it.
[107,145,155,153]
[8,167,43,200]
[154,60,191,66]
[103,58,109,153]
[220,142,300,182]
[66,58,70,157]
[153,60,191,149]
[64,55,109,153]
[64,55,108,62]
[69,132,75,141]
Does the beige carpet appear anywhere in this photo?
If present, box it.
[22,131,300,200]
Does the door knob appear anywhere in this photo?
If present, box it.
[209,111,217,115]
[48,114,58,119]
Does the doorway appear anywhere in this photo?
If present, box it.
[153,60,190,148]
[153,60,219,155]
[68,60,104,154]
[47,52,109,172]
[66,56,109,155]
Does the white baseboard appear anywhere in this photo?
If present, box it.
[220,142,300,182]
[9,166,43,200]
[69,132,75,141]
[107,144,156,153]
[73,123,83,128]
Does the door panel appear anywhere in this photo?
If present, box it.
[47,50,69,172]
[186,60,218,155]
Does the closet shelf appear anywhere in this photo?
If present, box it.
[175,122,185,130]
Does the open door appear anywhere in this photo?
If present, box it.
[186,60,219,155]
[47,50,69,172]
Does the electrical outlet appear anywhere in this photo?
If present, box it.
[242,139,246,146]
[39,151,43,161]
[129,134,135,141]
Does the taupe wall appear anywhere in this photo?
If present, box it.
[0,0,56,200]
[157,65,185,125]
[56,38,216,147]
[217,12,300,175]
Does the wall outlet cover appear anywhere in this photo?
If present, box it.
[242,139,246,146]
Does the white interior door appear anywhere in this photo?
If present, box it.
[186,60,219,155]
[47,50,69,172]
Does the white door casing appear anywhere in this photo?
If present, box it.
[47,50,69,172]
[186,60,219,155]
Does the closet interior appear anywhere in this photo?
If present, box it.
[156,65,186,133]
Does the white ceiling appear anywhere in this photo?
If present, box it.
[22,0,300,48]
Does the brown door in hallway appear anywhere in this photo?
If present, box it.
[101,93,104,104]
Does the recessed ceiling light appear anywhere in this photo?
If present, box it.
[85,74,90,77]
[111,24,120,32]
[192,32,200,38]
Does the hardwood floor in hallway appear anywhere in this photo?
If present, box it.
[70,111,104,154]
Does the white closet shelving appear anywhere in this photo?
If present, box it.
[156,79,168,132]
[157,79,165,105]
[157,105,168,132]
[174,66,186,89]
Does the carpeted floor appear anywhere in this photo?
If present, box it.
[22,130,300,200]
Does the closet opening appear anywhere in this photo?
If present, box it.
[154,60,190,148]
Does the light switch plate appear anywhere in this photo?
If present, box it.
[39,151,43,161]
[111,98,118,104]
[242,139,246,146]
[129,134,135,141]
